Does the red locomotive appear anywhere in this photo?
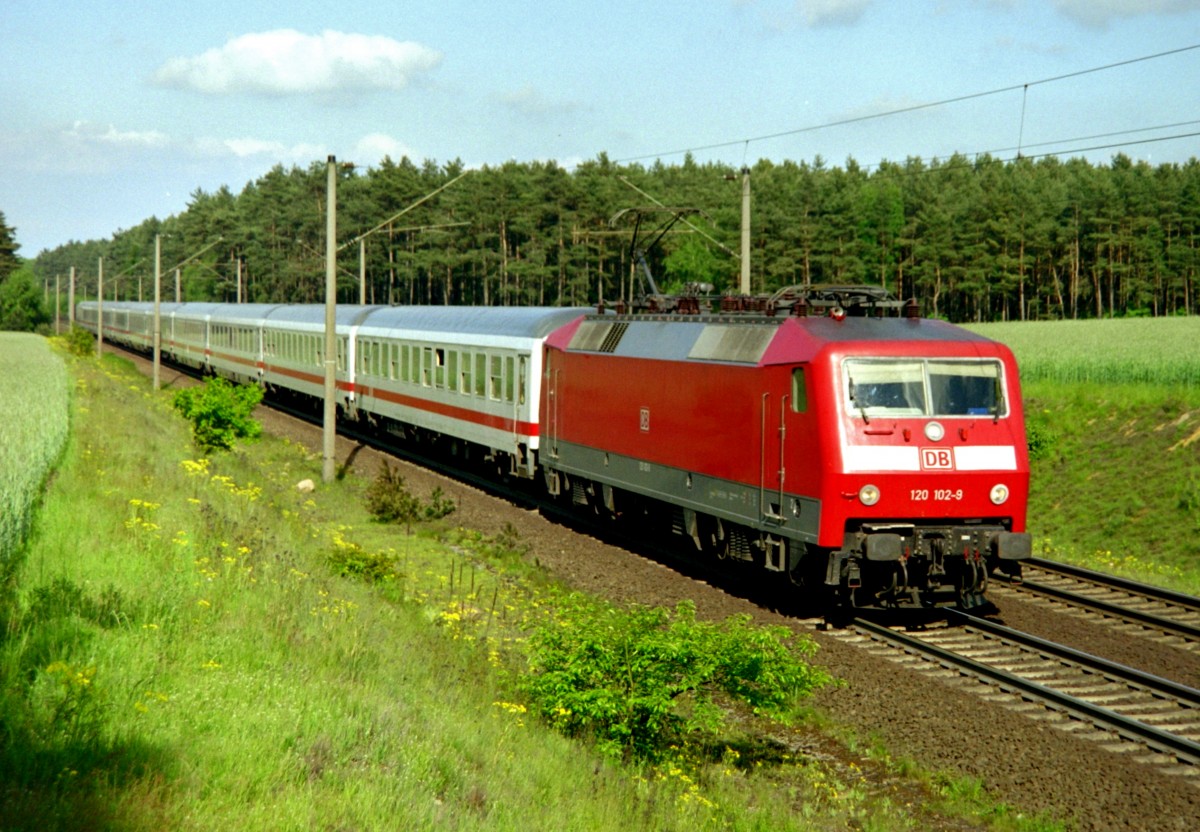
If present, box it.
[540,285,1031,610]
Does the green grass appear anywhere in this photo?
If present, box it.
[1,351,1052,831]
[0,334,70,566]
[966,317,1200,592]
[1023,379,1200,593]
[966,317,1200,387]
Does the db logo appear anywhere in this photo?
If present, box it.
[920,448,955,470]
[639,407,651,432]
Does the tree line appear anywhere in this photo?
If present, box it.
[21,150,1200,325]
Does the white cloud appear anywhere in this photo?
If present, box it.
[502,85,579,117]
[1053,0,1200,27]
[47,120,422,169]
[796,0,873,27]
[354,133,421,164]
[68,121,171,149]
[194,136,327,161]
[153,29,443,95]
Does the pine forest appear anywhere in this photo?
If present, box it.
[31,151,1200,323]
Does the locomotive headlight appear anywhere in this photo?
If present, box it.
[990,483,1010,505]
[924,421,945,442]
[858,484,881,506]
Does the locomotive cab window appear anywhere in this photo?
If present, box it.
[791,367,808,413]
[844,358,1005,418]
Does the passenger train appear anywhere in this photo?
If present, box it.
[77,285,1031,612]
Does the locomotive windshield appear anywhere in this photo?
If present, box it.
[843,358,1005,418]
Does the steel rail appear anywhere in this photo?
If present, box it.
[852,613,1200,765]
[1027,557,1200,611]
[1000,559,1200,642]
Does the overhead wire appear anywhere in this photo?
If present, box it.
[853,120,1200,175]
[613,43,1200,165]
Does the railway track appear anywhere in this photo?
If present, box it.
[993,557,1200,648]
[830,611,1200,783]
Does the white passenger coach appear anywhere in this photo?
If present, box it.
[76,302,590,477]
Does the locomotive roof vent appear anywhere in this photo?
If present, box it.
[688,324,775,363]
[568,320,630,353]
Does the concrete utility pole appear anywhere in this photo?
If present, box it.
[175,268,181,303]
[68,267,75,328]
[97,257,104,358]
[740,167,751,295]
[323,155,338,483]
[55,275,61,334]
[153,235,162,390]
[359,238,366,305]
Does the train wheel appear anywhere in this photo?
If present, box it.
[787,544,824,590]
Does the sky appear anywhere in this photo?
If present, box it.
[2,0,1199,257]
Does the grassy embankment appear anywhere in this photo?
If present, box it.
[1,343,1053,831]
[967,317,1200,594]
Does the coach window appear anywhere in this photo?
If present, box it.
[791,367,808,413]
[422,347,433,387]
[505,356,515,402]
[460,351,471,394]
[489,355,503,400]
[475,354,487,398]
[446,351,458,393]
[434,348,446,388]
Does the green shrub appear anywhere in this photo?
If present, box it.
[423,486,456,520]
[521,596,832,762]
[328,544,399,583]
[62,326,94,357]
[365,462,422,529]
[1024,412,1056,461]
[365,463,456,529]
[26,576,134,628]
[172,377,263,452]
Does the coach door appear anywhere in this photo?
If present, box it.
[512,354,529,464]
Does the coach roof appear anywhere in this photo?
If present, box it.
[359,306,590,340]
[263,305,384,328]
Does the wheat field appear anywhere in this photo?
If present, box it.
[0,333,70,562]
[966,317,1200,387]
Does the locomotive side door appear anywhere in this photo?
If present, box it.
[758,386,789,525]
[545,350,560,460]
